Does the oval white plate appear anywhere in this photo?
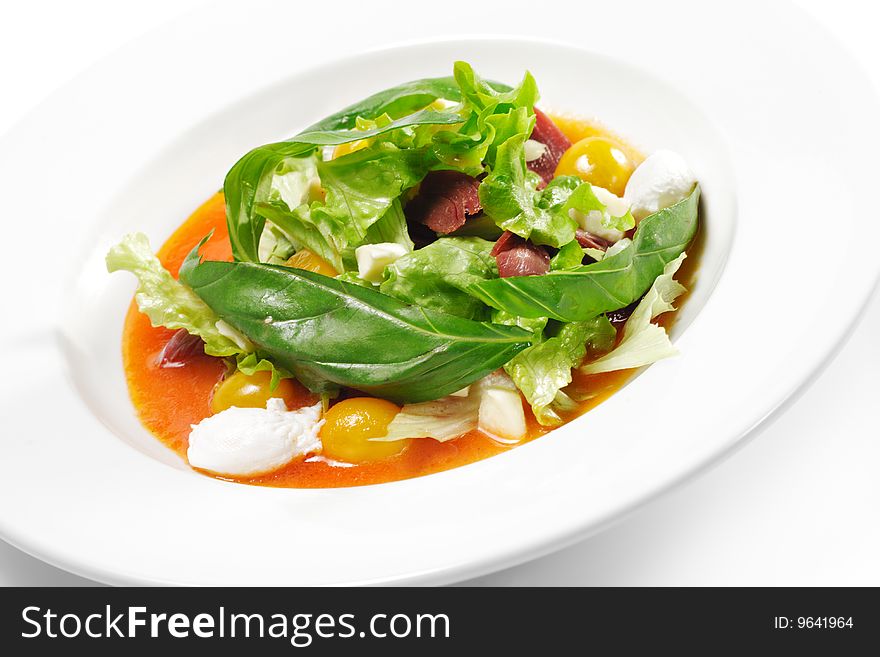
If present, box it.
[1,0,878,586]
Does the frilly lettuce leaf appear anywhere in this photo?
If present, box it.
[380,237,497,319]
[257,144,429,273]
[106,233,243,358]
[491,309,548,339]
[361,199,414,253]
[453,61,539,115]
[376,394,480,442]
[258,224,296,264]
[479,146,580,248]
[564,182,635,233]
[107,232,289,387]
[505,317,616,425]
[375,369,522,442]
[580,253,687,374]
[235,353,292,390]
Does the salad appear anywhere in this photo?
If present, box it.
[108,61,700,488]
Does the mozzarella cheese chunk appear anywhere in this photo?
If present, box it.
[524,139,548,162]
[187,399,323,476]
[569,185,630,243]
[478,386,527,443]
[355,242,409,283]
[624,150,696,222]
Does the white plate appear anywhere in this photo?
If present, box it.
[1,0,878,586]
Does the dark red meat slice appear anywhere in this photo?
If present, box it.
[157,329,205,368]
[575,229,610,251]
[405,171,482,234]
[496,245,551,277]
[490,230,519,256]
[492,231,550,277]
[527,108,572,184]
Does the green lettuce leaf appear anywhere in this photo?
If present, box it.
[506,316,616,425]
[255,146,427,272]
[491,309,548,340]
[258,224,296,264]
[564,182,635,233]
[479,140,579,248]
[580,253,687,374]
[362,199,414,252]
[312,144,427,261]
[106,233,244,358]
[453,61,539,114]
[376,394,480,442]
[380,237,497,319]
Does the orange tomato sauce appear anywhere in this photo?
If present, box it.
[121,116,697,488]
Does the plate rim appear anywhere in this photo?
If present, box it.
[1,2,879,586]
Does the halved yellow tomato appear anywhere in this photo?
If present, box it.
[554,136,636,196]
[285,249,337,277]
[320,397,410,463]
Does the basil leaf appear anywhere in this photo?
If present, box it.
[469,185,700,321]
[179,245,532,403]
[225,74,513,263]
[224,142,315,264]
[106,232,290,388]
[105,232,244,358]
[380,237,497,320]
[293,108,463,146]
[302,77,477,132]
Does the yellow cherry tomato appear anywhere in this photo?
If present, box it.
[320,397,410,464]
[333,139,370,159]
[554,136,636,197]
[285,249,338,277]
[211,370,308,414]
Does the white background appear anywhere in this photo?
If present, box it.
[0,0,877,586]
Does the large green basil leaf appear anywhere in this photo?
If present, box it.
[179,245,532,403]
[380,237,497,320]
[224,142,315,264]
[301,75,508,133]
[469,185,700,321]
[293,108,463,146]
